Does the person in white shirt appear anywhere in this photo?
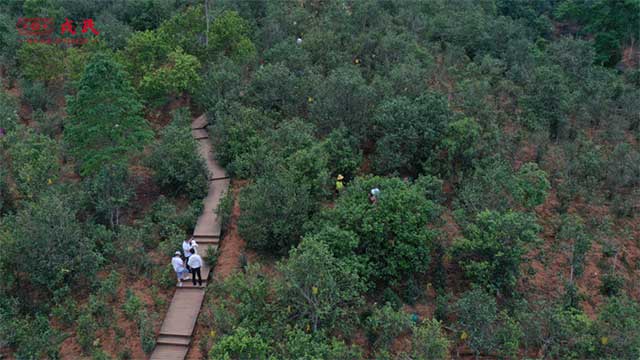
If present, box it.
[189,237,199,254]
[187,248,203,286]
[171,251,190,287]
[182,238,194,270]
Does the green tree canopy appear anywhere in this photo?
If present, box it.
[312,176,441,285]
[452,210,541,295]
[65,52,153,176]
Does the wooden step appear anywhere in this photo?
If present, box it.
[194,235,219,244]
[180,281,207,288]
[150,344,189,360]
[192,128,208,140]
[157,334,190,346]
[209,176,230,181]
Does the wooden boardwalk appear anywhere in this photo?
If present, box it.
[150,115,229,360]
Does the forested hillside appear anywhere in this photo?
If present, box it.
[0,0,639,359]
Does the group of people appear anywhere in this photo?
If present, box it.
[335,174,380,204]
[171,237,204,287]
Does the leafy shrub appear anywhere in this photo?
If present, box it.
[153,263,177,290]
[206,246,220,268]
[65,52,152,176]
[372,92,452,175]
[98,270,121,303]
[4,126,60,199]
[216,190,234,237]
[77,313,98,354]
[239,171,314,254]
[51,297,78,327]
[10,189,100,299]
[84,163,133,228]
[209,327,269,360]
[21,79,52,111]
[454,287,522,358]
[322,127,363,180]
[117,226,151,275]
[402,276,422,306]
[600,273,624,297]
[312,176,441,285]
[452,210,541,295]
[32,109,62,139]
[278,238,366,334]
[122,289,142,318]
[278,329,363,359]
[365,303,412,350]
[0,89,19,132]
[409,319,451,360]
[595,295,640,359]
[139,310,156,354]
[557,214,591,280]
[88,294,113,328]
[12,315,63,359]
[382,288,403,311]
[147,108,208,200]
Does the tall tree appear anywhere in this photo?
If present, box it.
[65,52,152,176]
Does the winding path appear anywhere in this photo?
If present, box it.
[150,115,229,359]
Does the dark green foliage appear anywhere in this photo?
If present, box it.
[372,92,452,175]
[207,10,256,63]
[311,66,375,138]
[557,214,591,281]
[138,310,156,354]
[84,163,133,228]
[3,126,60,200]
[20,79,52,112]
[148,108,208,200]
[239,171,314,254]
[0,89,19,132]
[278,239,366,334]
[556,0,640,66]
[9,314,64,359]
[7,189,100,302]
[600,273,624,297]
[66,52,153,176]
[77,313,98,353]
[595,295,640,359]
[439,116,482,176]
[277,329,362,359]
[216,191,234,237]
[454,287,523,358]
[521,65,570,140]
[313,176,441,285]
[209,327,269,360]
[122,289,142,318]
[365,303,412,350]
[455,158,549,220]
[32,109,63,139]
[322,127,363,180]
[407,319,450,360]
[452,210,541,295]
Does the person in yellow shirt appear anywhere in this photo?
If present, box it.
[335,174,344,195]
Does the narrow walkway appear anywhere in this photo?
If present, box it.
[150,115,229,360]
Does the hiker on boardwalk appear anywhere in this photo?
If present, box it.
[182,237,198,270]
[335,174,344,195]
[187,248,203,287]
[171,251,190,287]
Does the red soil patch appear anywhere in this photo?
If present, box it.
[57,268,173,360]
[212,180,247,279]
